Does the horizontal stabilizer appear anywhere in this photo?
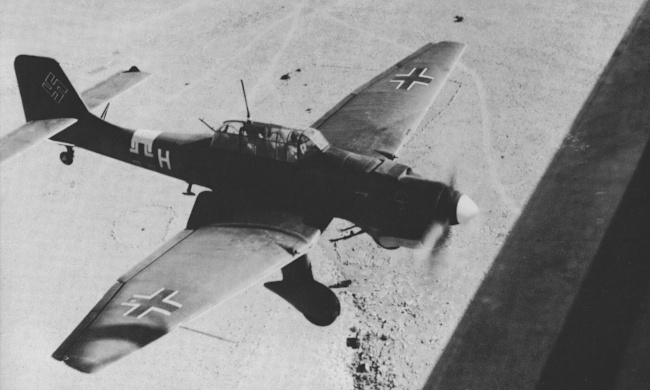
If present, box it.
[81,67,150,111]
[0,118,77,164]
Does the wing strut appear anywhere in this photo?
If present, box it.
[100,103,110,120]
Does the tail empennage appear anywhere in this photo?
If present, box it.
[1,55,149,164]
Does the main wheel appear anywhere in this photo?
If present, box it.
[60,151,73,165]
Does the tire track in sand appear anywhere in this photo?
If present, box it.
[162,11,297,105]
[246,0,308,105]
[457,62,521,214]
[315,10,412,51]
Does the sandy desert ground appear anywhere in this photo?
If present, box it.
[0,0,644,389]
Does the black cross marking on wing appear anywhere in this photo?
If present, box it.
[121,288,182,319]
[390,67,434,90]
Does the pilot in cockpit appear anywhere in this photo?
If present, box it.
[287,131,299,162]
[242,122,264,139]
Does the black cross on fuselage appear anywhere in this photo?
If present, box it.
[390,67,434,90]
[121,288,182,319]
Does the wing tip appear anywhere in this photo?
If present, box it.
[52,352,105,374]
[436,40,468,50]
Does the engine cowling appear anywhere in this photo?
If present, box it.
[359,172,479,250]
[322,149,478,250]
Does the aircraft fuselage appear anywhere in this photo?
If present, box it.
[51,114,456,248]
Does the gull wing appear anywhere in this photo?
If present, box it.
[80,67,150,111]
[312,41,466,159]
[52,192,327,373]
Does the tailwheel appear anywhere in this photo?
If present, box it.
[60,146,74,165]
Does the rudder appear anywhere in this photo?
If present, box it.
[14,55,88,122]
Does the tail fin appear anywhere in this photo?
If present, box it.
[14,55,88,122]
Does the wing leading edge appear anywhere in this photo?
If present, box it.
[312,41,466,159]
[53,192,326,373]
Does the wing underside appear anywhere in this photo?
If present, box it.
[312,41,466,159]
[53,192,325,373]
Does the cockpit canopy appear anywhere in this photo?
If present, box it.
[210,120,329,162]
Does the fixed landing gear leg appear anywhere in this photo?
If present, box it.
[60,146,74,165]
[264,255,341,326]
[183,183,196,196]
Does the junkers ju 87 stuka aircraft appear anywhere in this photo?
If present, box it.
[1,42,478,373]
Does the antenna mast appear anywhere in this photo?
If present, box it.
[240,80,251,122]
[198,117,217,132]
